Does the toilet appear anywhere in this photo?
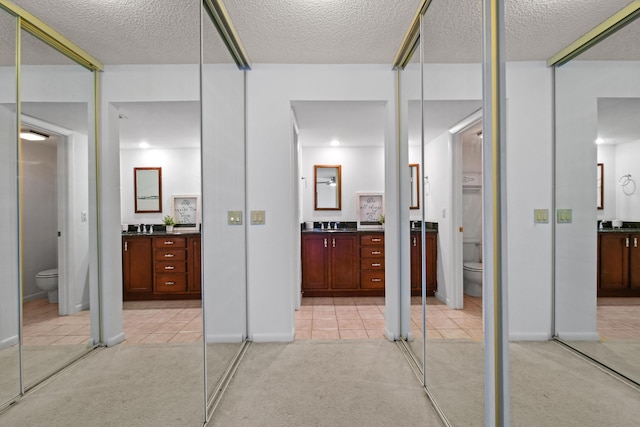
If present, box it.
[463,241,483,297]
[35,268,59,303]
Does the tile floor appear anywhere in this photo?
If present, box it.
[295,295,485,341]
[21,296,640,345]
[22,299,203,345]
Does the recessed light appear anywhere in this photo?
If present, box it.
[20,130,49,141]
[595,138,604,144]
[139,142,150,149]
[330,139,340,147]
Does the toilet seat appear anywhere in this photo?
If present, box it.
[463,262,482,272]
[36,268,58,278]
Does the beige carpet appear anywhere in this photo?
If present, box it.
[565,340,640,382]
[209,340,444,427]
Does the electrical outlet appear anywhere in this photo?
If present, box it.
[228,210,243,225]
[81,211,88,222]
[251,210,265,225]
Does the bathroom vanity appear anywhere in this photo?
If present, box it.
[301,227,437,297]
[122,232,201,300]
[598,227,640,297]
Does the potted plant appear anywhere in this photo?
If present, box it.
[163,215,176,233]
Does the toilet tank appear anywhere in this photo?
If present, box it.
[463,240,482,263]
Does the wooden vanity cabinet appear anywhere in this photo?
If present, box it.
[301,233,358,296]
[123,234,201,300]
[598,233,640,297]
[360,233,385,289]
[123,236,153,294]
[410,231,437,296]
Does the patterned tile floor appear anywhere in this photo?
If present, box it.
[295,295,485,341]
[21,296,640,345]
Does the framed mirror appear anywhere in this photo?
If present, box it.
[410,163,420,209]
[314,165,341,210]
[134,167,162,213]
[597,163,603,210]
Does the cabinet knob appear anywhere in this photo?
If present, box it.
[371,278,382,282]
[372,263,381,267]
[165,281,175,285]
[164,241,174,245]
[164,253,175,258]
[372,251,381,255]
[372,238,381,242]
[164,266,175,270]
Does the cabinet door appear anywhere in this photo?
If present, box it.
[331,235,358,289]
[425,233,437,293]
[410,232,422,291]
[123,237,153,293]
[599,234,629,290]
[302,234,329,290]
[630,234,640,289]
[188,236,202,293]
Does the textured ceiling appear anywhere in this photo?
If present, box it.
[3,0,637,66]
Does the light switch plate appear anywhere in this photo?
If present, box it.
[228,210,243,225]
[251,210,265,225]
[557,208,572,224]
[534,209,548,224]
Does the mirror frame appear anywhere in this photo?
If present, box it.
[134,167,162,213]
[410,163,420,209]
[314,164,342,210]
[597,162,603,210]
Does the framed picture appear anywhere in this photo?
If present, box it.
[134,167,162,213]
[172,195,200,231]
[356,192,384,230]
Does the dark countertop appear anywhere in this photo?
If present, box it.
[598,228,640,233]
[301,228,437,233]
[122,231,201,237]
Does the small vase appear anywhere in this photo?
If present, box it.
[166,225,174,233]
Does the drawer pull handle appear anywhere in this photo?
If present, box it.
[372,263,381,267]
[164,254,175,258]
[635,237,638,248]
[412,237,416,247]
[626,238,630,248]
[165,281,175,285]
[332,238,336,248]
[372,251,381,255]
[164,266,175,270]
[372,238,381,242]
[124,242,128,251]
[164,241,174,245]
[324,238,327,248]
[371,278,382,282]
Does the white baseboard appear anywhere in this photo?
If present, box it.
[509,332,552,341]
[250,332,294,342]
[555,331,600,341]
[23,291,46,302]
[0,335,18,350]
[104,332,125,347]
[205,334,245,344]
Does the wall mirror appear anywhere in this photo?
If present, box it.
[134,167,162,213]
[314,164,341,210]
[409,163,420,209]
[597,163,603,210]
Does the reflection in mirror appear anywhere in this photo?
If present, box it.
[409,164,420,209]
[0,8,20,408]
[201,2,247,414]
[556,13,640,385]
[20,28,96,390]
[314,165,341,210]
[134,167,162,213]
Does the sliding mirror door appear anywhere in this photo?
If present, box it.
[0,8,20,409]
[19,26,98,390]
[555,11,640,386]
[201,1,247,415]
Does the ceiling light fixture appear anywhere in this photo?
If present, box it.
[138,142,150,149]
[595,138,604,144]
[330,139,340,147]
[20,130,49,141]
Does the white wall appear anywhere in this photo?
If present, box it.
[614,142,640,220]
[597,144,616,220]
[301,146,385,222]
[120,148,201,225]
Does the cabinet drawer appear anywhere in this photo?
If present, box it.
[361,247,384,258]
[155,249,186,261]
[360,235,384,246]
[154,274,187,292]
[360,271,385,289]
[155,261,186,274]
[361,259,384,270]
[153,237,186,248]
